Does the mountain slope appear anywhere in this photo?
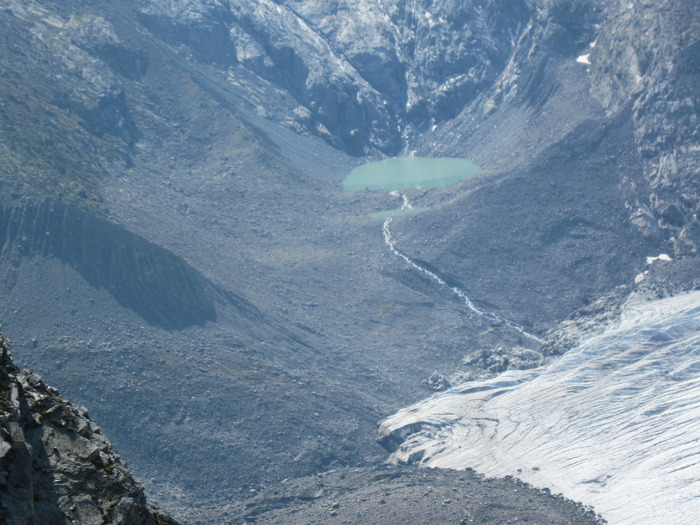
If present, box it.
[0,0,697,522]
[226,466,604,525]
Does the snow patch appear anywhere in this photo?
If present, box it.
[646,253,672,265]
[576,54,591,65]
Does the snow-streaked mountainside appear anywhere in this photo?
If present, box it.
[380,289,700,524]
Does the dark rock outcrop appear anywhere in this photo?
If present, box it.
[0,332,178,524]
[137,5,237,67]
[0,5,133,210]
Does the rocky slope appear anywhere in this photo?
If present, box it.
[388,0,699,329]
[589,0,700,254]
[0,0,697,523]
[0,193,223,329]
[135,0,535,156]
[224,466,604,525]
[0,331,177,524]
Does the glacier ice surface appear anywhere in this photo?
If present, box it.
[380,290,700,525]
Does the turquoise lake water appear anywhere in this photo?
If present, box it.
[343,157,481,191]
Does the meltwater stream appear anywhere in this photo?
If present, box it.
[382,192,546,345]
[379,290,700,525]
[344,157,540,340]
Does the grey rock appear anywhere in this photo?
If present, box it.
[0,331,178,525]
[223,466,604,524]
[0,440,11,460]
[422,370,451,391]
[463,344,543,374]
[631,205,662,239]
[588,0,700,253]
[135,0,535,154]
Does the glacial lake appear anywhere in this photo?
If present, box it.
[343,157,481,191]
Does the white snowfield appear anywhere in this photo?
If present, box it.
[379,290,700,524]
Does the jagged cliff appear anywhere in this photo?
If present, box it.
[135,0,535,155]
[588,0,700,254]
[0,332,177,524]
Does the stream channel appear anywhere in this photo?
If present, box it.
[345,157,545,346]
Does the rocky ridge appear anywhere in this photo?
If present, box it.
[135,0,536,155]
[0,331,177,524]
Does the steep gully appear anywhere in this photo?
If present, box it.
[381,191,546,346]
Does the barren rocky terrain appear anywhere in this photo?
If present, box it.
[0,0,697,522]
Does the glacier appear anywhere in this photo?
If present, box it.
[379,290,700,524]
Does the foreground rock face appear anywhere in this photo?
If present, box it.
[0,333,177,525]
